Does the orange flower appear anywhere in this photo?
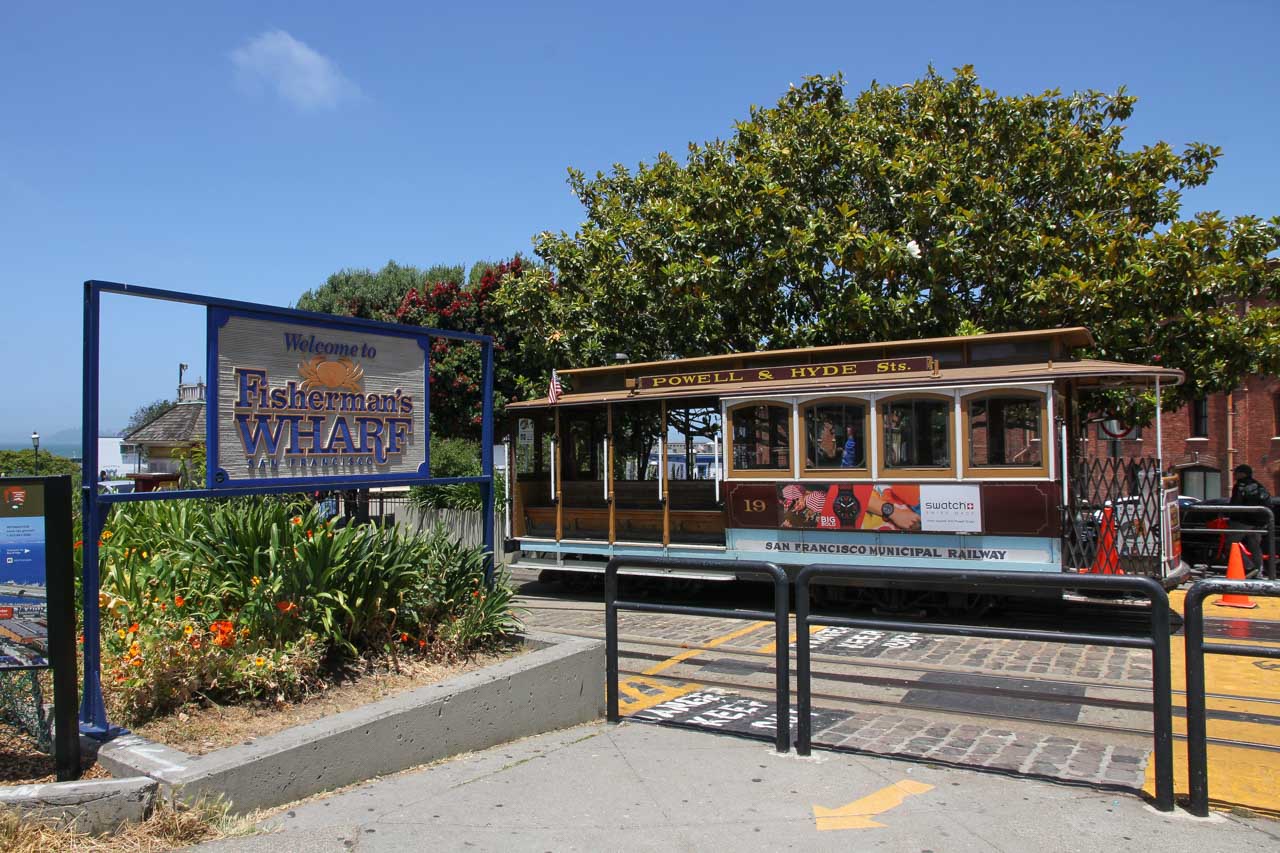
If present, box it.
[400,632,410,643]
[212,632,235,649]
[418,639,427,650]
[77,634,84,644]
[128,623,139,634]
[115,673,126,682]
[129,657,143,667]
[74,540,83,550]
[189,638,202,650]
[98,540,105,548]
[471,590,481,599]
[276,601,298,615]
[128,642,141,657]
[210,620,234,634]
[306,529,313,540]
[174,594,185,607]
[291,516,303,525]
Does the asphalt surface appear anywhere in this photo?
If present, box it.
[196,721,1279,852]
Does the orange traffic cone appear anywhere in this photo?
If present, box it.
[1215,543,1258,609]
[1089,506,1122,575]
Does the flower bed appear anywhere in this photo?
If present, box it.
[94,497,520,727]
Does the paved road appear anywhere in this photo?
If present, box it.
[515,569,1280,814]
[197,721,1279,852]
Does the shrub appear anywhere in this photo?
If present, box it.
[408,437,506,511]
[97,497,522,723]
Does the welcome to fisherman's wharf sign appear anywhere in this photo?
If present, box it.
[209,311,429,486]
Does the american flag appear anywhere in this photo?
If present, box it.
[548,370,562,404]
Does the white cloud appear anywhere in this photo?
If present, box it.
[230,30,359,111]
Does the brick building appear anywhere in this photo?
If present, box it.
[1084,373,1280,500]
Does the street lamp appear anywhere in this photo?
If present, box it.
[31,430,39,473]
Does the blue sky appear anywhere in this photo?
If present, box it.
[2,0,1277,442]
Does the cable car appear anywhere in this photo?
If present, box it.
[503,327,1184,605]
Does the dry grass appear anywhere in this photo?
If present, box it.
[132,645,521,755]
[0,795,262,852]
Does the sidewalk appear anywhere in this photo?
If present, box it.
[198,721,1279,853]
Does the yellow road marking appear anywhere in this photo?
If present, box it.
[643,621,773,676]
[813,779,934,831]
[757,624,825,655]
[1169,588,1280,621]
[615,620,775,717]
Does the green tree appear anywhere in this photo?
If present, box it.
[497,68,1280,414]
[122,399,175,436]
[0,449,81,484]
[296,258,552,437]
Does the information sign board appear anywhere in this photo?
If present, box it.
[209,309,430,488]
[0,482,48,670]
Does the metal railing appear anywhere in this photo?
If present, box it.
[604,557,791,753]
[793,564,1176,812]
[1182,578,1280,817]
[1178,505,1276,580]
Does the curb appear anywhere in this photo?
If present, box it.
[98,630,604,813]
[0,775,158,835]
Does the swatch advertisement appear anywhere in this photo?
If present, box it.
[777,483,982,533]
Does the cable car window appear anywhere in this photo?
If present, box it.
[969,397,1042,467]
[804,402,866,470]
[881,398,950,469]
[731,404,791,471]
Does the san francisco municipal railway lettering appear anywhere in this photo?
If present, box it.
[763,541,1009,560]
[636,356,934,389]
[232,365,414,470]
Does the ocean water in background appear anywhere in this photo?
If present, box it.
[1,593,44,605]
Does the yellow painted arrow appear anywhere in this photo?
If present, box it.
[813,779,934,831]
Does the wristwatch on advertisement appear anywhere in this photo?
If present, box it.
[880,501,894,519]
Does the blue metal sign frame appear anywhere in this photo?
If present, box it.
[80,280,496,737]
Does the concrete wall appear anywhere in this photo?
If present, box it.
[98,631,604,814]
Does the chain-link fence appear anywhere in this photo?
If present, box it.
[0,669,51,753]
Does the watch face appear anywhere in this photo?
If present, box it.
[832,489,860,526]
[881,501,894,518]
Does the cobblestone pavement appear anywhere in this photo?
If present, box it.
[522,597,1157,790]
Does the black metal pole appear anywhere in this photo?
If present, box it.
[1145,580,1175,813]
[795,571,812,756]
[772,567,790,755]
[42,475,80,781]
[1184,584,1210,817]
[605,557,620,723]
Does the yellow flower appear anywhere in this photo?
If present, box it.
[141,551,149,559]
[101,530,113,540]
[255,657,266,667]
[183,625,194,636]
[116,629,126,639]
[251,576,261,587]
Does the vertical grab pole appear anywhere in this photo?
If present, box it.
[481,341,495,585]
[605,557,620,723]
[79,281,113,736]
[771,564,790,754]
[795,568,812,755]
[1185,585,1210,817]
[1147,580,1175,812]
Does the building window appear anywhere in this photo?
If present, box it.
[1191,398,1209,438]
[881,397,951,469]
[968,396,1043,467]
[1180,467,1222,501]
[731,404,791,471]
[803,401,867,470]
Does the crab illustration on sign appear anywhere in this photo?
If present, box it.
[298,355,364,391]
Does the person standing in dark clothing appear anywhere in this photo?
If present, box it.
[1229,464,1271,574]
